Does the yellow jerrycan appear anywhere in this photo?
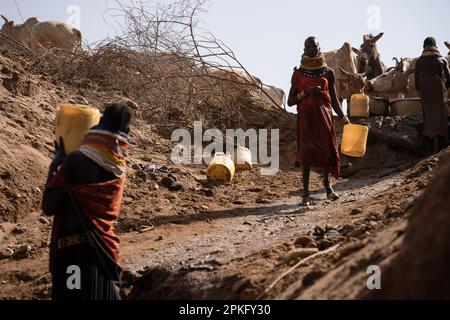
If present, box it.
[206,152,236,184]
[350,94,370,118]
[55,103,101,154]
[341,124,369,158]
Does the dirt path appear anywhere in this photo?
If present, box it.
[121,171,405,285]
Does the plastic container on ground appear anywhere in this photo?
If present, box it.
[206,152,235,183]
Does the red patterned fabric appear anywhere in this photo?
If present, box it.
[292,68,340,178]
[48,169,125,274]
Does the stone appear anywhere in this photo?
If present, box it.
[294,236,315,248]
[169,182,184,192]
[317,239,334,251]
[40,240,50,248]
[203,189,214,197]
[14,245,32,259]
[38,217,50,225]
[233,199,245,205]
[123,197,133,205]
[256,197,272,204]
[302,270,324,287]
[11,226,26,235]
[0,247,14,260]
[351,208,363,215]
[161,177,175,189]
[149,183,160,191]
[132,163,142,170]
[417,181,428,190]
[141,156,153,162]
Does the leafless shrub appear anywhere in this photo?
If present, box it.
[22,0,284,135]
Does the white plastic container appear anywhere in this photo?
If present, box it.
[234,146,252,170]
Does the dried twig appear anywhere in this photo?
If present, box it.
[256,244,340,300]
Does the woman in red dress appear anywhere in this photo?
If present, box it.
[288,37,350,206]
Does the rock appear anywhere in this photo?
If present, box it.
[15,272,34,282]
[284,248,319,263]
[203,189,214,197]
[294,236,315,248]
[324,229,341,240]
[338,224,355,235]
[201,205,209,211]
[156,235,164,241]
[368,221,379,228]
[256,197,272,204]
[149,183,160,191]
[417,181,428,190]
[233,199,245,205]
[302,270,324,287]
[132,163,142,170]
[243,221,252,226]
[0,247,14,260]
[385,204,404,218]
[200,169,207,175]
[38,217,50,225]
[40,240,50,248]
[161,177,175,189]
[351,208,363,215]
[0,170,12,180]
[169,183,184,192]
[347,227,367,238]
[123,197,133,205]
[14,245,32,259]
[400,199,416,211]
[122,98,139,111]
[385,205,400,212]
[317,239,334,251]
[121,270,141,287]
[11,226,26,235]
[141,156,153,162]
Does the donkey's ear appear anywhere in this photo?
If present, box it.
[371,32,384,43]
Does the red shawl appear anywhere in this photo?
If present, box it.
[48,169,125,274]
[292,68,340,178]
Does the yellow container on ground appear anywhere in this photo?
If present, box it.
[350,94,370,118]
[55,103,101,154]
[206,152,235,183]
[234,146,252,170]
[341,124,369,158]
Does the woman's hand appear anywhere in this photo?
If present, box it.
[50,137,66,170]
[304,86,322,96]
[341,116,351,125]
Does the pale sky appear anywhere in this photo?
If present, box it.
[2,0,450,112]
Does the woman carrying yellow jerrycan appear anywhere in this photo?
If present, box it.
[43,103,132,300]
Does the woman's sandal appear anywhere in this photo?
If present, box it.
[325,185,340,201]
[301,192,315,206]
